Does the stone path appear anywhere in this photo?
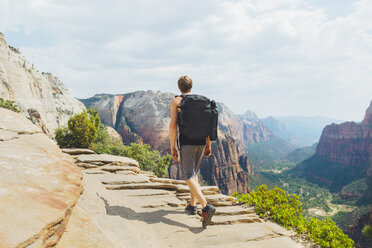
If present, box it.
[57,148,304,248]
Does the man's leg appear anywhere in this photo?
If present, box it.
[190,175,198,206]
[186,177,207,208]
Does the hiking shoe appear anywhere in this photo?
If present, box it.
[202,203,216,228]
[185,203,197,215]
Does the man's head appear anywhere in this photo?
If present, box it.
[178,75,193,94]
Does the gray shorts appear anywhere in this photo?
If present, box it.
[179,145,205,180]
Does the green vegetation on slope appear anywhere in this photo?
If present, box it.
[363,225,372,239]
[248,172,332,213]
[234,185,355,248]
[289,155,367,192]
[286,143,317,163]
[331,204,372,230]
[246,137,295,168]
[55,109,171,178]
[0,98,20,113]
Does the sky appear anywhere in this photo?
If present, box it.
[1,0,371,121]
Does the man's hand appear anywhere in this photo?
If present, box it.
[171,147,179,162]
[204,145,212,157]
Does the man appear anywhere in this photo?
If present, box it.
[169,75,216,228]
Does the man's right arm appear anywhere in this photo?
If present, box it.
[169,98,179,161]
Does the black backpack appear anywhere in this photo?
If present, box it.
[177,94,218,141]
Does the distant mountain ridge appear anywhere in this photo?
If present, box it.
[262,115,344,147]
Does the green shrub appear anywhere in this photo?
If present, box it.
[91,126,171,178]
[55,126,78,148]
[67,108,100,148]
[0,98,20,113]
[234,185,355,248]
[55,108,100,148]
[55,110,171,178]
[125,143,171,178]
[362,225,372,239]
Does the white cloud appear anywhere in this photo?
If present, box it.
[0,0,371,121]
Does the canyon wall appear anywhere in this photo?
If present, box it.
[0,32,84,136]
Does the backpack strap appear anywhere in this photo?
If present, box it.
[175,95,183,109]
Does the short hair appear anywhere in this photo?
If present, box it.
[178,75,193,93]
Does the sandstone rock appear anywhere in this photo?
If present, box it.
[106,182,178,191]
[150,177,187,185]
[115,170,138,176]
[208,214,262,225]
[124,189,172,197]
[177,194,234,203]
[76,162,99,169]
[69,162,304,248]
[0,34,85,136]
[316,99,372,170]
[0,108,83,248]
[61,148,96,155]
[97,174,150,185]
[75,154,139,167]
[139,170,156,177]
[84,169,109,175]
[55,206,116,248]
[100,165,140,173]
[197,206,255,216]
[175,185,219,194]
[106,125,123,143]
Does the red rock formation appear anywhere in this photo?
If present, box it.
[316,100,372,170]
[199,136,251,195]
[345,208,372,248]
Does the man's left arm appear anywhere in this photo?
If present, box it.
[204,136,212,157]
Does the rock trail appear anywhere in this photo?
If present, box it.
[57,148,304,248]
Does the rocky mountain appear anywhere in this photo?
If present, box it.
[345,209,372,248]
[0,32,84,136]
[261,116,300,146]
[291,100,372,193]
[81,91,264,194]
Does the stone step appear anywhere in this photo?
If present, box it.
[97,174,150,185]
[100,165,140,173]
[61,148,96,155]
[76,162,98,169]
[149,177,187,185]
[197,206,255,216]
[207,214,262,225]
[115,170,138,176]
[106,182,178,191]
[123,189,172,197]
[175,185,219,194]
[177,194,235,203]
[139,171,156,177]
[75,154,139,167]
[84,170,109,175]
[106,182,219,195]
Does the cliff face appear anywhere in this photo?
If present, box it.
[81,91,256,194]
[345,208,372,248]
[292,100,372,193]
[0,32,84,135]
[316,100,372,170]
[0,107,83,247]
